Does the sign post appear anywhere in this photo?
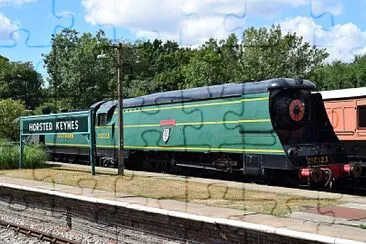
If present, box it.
[89,109,96,175]
[19,110,96,175]
[19,122,24,169]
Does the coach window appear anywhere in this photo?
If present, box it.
[358,106,366,129]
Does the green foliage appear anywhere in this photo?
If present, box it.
[182,26,327,88]
[43,29,115,109]
[33,99,74,115]
[238,25,328,81]
[0,99,27,141]
[353,55,366,87]
[23,144,49,168]
[182,34,240,88]
[308,54,366,90]
[44,31,194,104]
[0,56,43,109]
[0,140,18,169]
[126,39,192,94]
[0,140,48,169]
[43,26,330,110]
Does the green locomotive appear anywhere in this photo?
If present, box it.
[45,78,356,185]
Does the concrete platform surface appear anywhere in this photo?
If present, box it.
[0,174,366,243]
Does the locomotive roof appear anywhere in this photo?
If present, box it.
[123,78,316,108]
[320,87,366,100]
[97,100,117,114]
[95,78,316,111]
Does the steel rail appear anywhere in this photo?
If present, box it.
[0,219,79,244]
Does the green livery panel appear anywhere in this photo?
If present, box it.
[45,92,285,156]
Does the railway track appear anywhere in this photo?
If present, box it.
[0,220,78,244]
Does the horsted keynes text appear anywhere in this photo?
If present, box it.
[28,120,79,133]
[22,115,89,135]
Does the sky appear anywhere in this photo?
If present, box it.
[1,0,366,79]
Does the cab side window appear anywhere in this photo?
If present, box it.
[98,113,107,126]
[358,106,366,128]
[97,106,116,126]
[106,108,115,124]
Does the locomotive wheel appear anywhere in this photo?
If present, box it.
[167,158,180,174]
[264,170,299,187]
[309,181,324,190]
[263,169,277,185]
[283,171,299,187]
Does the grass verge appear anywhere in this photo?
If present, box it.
[0,140,48,169]
[0,165,340,216]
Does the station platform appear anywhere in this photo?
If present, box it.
[0,170,366,243]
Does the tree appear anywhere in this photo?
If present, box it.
[238,25,328,81]
[128,39,192,94]
[309,54,366,90]
[352,55,366,88]
[44,29,196,107]
[182,34,240,88]
[308,61,356,90]
[182,26,328,88]
[0,99,27,141]
[43,29,115,109]
[0,56,43,109]
[43,26,329,107]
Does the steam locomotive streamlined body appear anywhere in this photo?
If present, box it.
[44,78,359,186]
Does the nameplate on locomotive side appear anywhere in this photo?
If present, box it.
[160,119,176,127]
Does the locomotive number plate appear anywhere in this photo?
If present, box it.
[306,156,329,165]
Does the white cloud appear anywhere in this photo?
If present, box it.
[81,0,345,48]
[82,0,247,46]
[82,0,181,32]
[0,0,36,40]
[0,0,36,6]
[279,16,366,62]
[310,0,343,16]
[0,13,18,40]
[181,17,234,45]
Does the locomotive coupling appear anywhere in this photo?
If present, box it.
[299,163,363,184]
[298,167,323,183]
[343,163,362,178]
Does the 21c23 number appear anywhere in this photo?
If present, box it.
[306,156,329,165]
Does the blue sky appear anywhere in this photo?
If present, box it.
[0,0,365,79]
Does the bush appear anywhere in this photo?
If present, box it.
[23,144,49,168]
[0,140,48,169]
[0,99,27,141]
[0,140,18,169]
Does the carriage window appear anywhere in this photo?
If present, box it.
[358,106,366,128]
[98,113,107,126]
